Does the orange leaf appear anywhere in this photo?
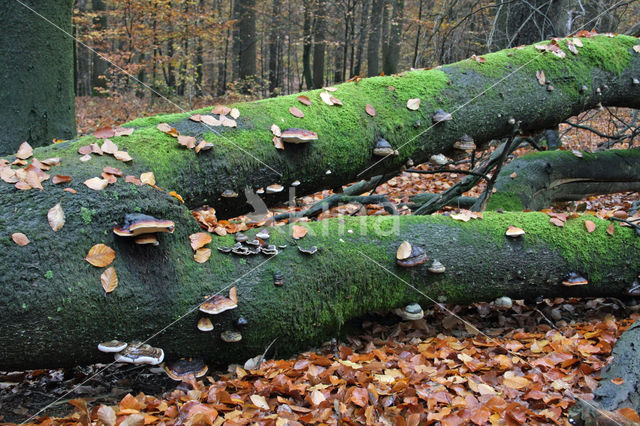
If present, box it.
[84,177,109,190]
[190,232,212,251]
[16,142,34,160]
[194,248,212,263]
[11,232,30,246]
[503,374,530,389]
[365,104,376,117]
[101,267,118,293]
[86,244,116,267]
[350,387,369,407]
[94,126,115,139]
[585,220,596,233]
[292,225,307,240]
[607,222,615,236]
[289,107,305,118]
[169,191,184,203]
[550,217,564,227]
[297,95,311,106]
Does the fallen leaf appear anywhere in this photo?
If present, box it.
[585,220,596,233]
[607,222,615,236]
[365,104,376,117]
[101,267,118,293]
[292,225,307,239]
[177,135,196,149]
[212,105,231,115]
[86,244,116,267]
[201,115,221,126]
[84,177,109,190]
[273,136,284,150]
[270,124,281,137]
[611,377,625,385]
[297,95,311,106]
[194,248,212,263]
[536,70,546,85]
[48,203,65,232]
[350,387,369,407]
[169,191,184,203]
[250,395,270,410]
[406,98,421,110]
[94,126,115,139]
[114,150,133,162]
[230,108,240,119]
[329,96,342,106]
[11,233,29,246]
[115,126,134,137]
[550,217,565,227]
[572,149,583,158]
[503,374,531,389]
[96,404,117,426]
[63,188,77,194]
[220,116,237,127]
[510,172,518,178]
[289,107,305,118]
[309,390,325,405]
[140,172,156,185]
[1,167,17,183]
[320,91,334,105]
[190,232,212,251]
[103,166,123,177]
[634,45,640,53]
[189,114,202,122]
[125,175,143,185]
[16,142,33,160]
[79,154,92,162]
[101,139,118,154]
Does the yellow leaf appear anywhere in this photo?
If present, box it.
[190,232,212,251]
[194,248,212,263]
[86,244,116,267]
[101,267,118,293]
[140,172,156,186]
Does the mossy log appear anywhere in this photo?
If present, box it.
[407,148,640,211]
[7,35,639,219]
[2,203,640,370]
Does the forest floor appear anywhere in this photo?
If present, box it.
[1,99,639,425]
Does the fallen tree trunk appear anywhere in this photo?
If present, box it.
[6,35,639,219]
[407,148,640,211]
[1,208,639,370]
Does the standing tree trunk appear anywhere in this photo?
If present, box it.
[74,0,92,97]
[91,0,109,93]
[367,0,384,76]
[237,0,257,92]
[353,0,369,76]
[0,0,76,154]
[312,0,327,89]
[268,0,281,96]
[301,0,314,90]
[382,0,404,75]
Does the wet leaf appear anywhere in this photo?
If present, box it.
[194,248,212,263]
[48,203,65,232]
[190,232,212,251]
[289,107,304,118]
[86,244,116,267]
[297,95,311,106]
[101,267,118,293]
[611,377,624,385]
[585,220,596,233]
[292,225,307,239]
[406,98,420,110]
[115,126,134,137]
[503,374,530,389]
[84,177,109,190]
[365,104,376,117]
[11,232,30,246]
[16,142,33,160]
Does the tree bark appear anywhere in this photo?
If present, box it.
[382,0,404,75]
[268,0,281,96]
[353,0,369,77]
[2,36,640,370]
[301,0,314,90]
[367,0,384,77]
[91,0,109,93]
[312,0,327,89]
[0,0,76,154]
[237,0,257,89]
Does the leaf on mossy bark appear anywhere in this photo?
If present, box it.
[101,267,118,293]
[47,203,65,232]
[190,232,212,251]
[297,95,311,106]
[406,98,420,110]
[16,142,33,160]
[101,139,118,154]
[584,220,596,233]
[194,248,212,263]
[84,177,108,190]
[11,233,29,246]
[86,244,116,267]
[140,172,155,185]
[289,107,304,118]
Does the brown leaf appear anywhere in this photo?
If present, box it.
[64,188,77,194]
[103,166,123,177]
[48,203,65,232]
[250,394,270,410]
[201,115,221,126]
[115,126,134,137]
[365,104,376,117]
[350,387,369,407]
[101,139,118,154]
[84,177,109,190]
[194,248,212,263]
[0,167,17,183]
[16,142,33,160]
[178,135,196,149]
[289,107,305,118]
[51,174,71,185]
[329,96,342,106]
[90,142,103,154]
[94,126,115,139]
[585,220,596,233]
[292,225,307,239]
[510,172,518,178]
[220,116,237,127]
[503,374,530,389]
[86,244,116,267]
[550,217,565,227]
[140,172,156,185]
[607,222,615,236]
[96,404,117,426]
[536,70,546,86]
[190,232,212,251]
[78,145,92,155]
[101,267,118,293]
[11,232,30,246]
[212,105,231,115]
[189,114,202,122]
[273,136,284,150]
[125,175,143,185]
[406,98,420,110]
[297,95,311,106]
[320,91,334,105]
[270,124,281,137]
[114,150,133,162]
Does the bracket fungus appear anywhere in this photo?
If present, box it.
[373,138,396,157]
[429,154,449,165]
[281,128,318,144]
[200,294,238,314]
[164,358,209,381]
[298,246,318,255]
[396,241,429,267]
[274,270,284,287]
[453,134,476,151]
[393,303,424,321]
[222,189,239,198]
[113,213,175,237]
[114,342,165,365]
[97,340,128,353]
[505,226,525,238]
[256,229,270,240]
[221,330,242,343]
[197,317,214,332]
[562,272,589,286]
[134,234,159,246]
[432,109,453,124]
[266,184,284,194]
[428,259,446,274]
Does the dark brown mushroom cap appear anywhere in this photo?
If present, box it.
[113,213,175,237]
[199,294,238,314]
[562,272,588,286]
[432,109,453,123]
[97,340,128,353]
[396,245,429,267]
[164,358,209,381]
[281,128,318,143]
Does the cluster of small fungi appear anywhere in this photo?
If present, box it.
[198,286,244,343]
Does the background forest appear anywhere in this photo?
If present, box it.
[73,0,640,130]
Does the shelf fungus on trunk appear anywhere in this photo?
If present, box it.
[373,138,397,157]
[453,134,476,151]
[428,259,446,274]
[113,213,175,237]
[113,341,165,365]
[197,317,213,332]
[200,287,238,315]
[562,272,589,286]
[97,340,127,353]
[280,128,318,144]
[396,241,429,267]
[221,330,242,343]
[393,303,424,320]
[432,109,453,124]
[164,358,209,381]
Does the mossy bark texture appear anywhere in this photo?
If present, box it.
[0,0,76,155]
